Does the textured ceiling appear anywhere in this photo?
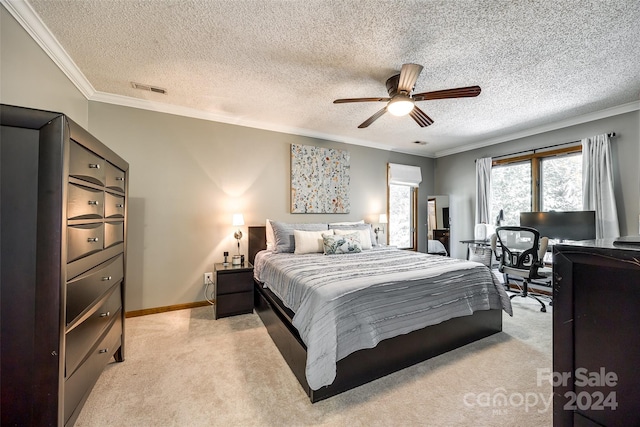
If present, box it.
[13,0,640,156]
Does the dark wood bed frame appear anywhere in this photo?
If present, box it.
[248,226,503,403]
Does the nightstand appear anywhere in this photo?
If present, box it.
[214,262,254,319]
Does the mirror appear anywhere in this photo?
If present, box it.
[427,195,450,256]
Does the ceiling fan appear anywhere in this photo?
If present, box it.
[333,63,481,128]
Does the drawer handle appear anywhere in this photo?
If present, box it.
[87,237,100,243]
[115,177,124,181]
[88,200,100,205]
[115,204,124,208]
[98,348,109,354]
[89,163,101,169]
[102,276,112,281]
[100,311,111,317]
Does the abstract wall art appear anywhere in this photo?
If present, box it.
[291,144,350,213]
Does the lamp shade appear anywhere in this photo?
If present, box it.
[379,214,388,224]
[232,213,245,226]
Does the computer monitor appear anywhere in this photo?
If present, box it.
[519,211,596,241]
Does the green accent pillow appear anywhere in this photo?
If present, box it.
[322,232,362,255]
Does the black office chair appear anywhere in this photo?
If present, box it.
[491,226,550,312]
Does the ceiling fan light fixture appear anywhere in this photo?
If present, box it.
[387,94,414,116]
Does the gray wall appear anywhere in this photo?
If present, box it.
[436,110,640,259]
[87,102,434,310]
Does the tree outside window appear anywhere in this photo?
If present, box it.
[491,161,531,226]
[389,184,416,248]
[490,149,583,226]
[541,153,582,211]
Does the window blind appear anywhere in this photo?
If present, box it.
[388,163,422,187]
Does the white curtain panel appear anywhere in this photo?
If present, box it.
[475,157,492,225]
[582,134,620,238]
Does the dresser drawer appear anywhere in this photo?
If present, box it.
[68,183,104,220]
[64,315,122,425]
[67,254,124,325]
[66,286,122,377]
[105,162,126,192]
[67,223,104,262]
[104,192,125,218]
[217,271,253,295]
[104,221,124,249]
[69,141,105,186]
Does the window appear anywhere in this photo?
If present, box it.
[387,163,421,250]
[388,184,417,249]
[490,146,582,225]
[491,161,531,226]
[540,152,582,211]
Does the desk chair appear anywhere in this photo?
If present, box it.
[491,226,550,312]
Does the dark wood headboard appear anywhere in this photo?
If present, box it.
[248,226,266,265]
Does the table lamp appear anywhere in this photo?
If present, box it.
[232,213,244,265]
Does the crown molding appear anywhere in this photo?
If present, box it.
[434,100,640,158]
[1,0,95,97]
[91,91,399,154]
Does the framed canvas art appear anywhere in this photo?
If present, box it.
[291,144,350,213]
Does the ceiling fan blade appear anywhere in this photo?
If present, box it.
[409,106,434,127]
[333,97,390,104]
[412,85,481,101]
[358,107,387,128]
[397,63,423,93]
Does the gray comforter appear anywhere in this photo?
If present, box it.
[254,246,512,390]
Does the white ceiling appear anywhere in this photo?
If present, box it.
[7,0,640,157]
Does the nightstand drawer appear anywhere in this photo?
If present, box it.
[216,291,253,318]
[217,271,253,294]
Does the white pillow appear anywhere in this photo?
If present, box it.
[333,228,372,250]
[294,229,334,254]
[266,219,276,251]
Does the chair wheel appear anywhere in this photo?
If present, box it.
[541,306,546,312]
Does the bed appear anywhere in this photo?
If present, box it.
[248,225,511,402]
[427,239,448,255]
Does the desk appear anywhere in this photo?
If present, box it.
[460,239,553,265]
[460,239,552,294]
[460,239,493,266]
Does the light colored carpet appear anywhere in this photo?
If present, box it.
[76,296,553,427]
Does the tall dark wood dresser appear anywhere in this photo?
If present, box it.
[553,239,640,427]
[1,104,128,426]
